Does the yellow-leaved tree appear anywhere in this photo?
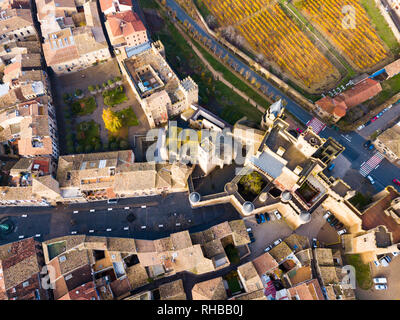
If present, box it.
[102,107,122,133]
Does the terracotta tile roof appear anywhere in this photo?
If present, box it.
[315,96,347,118]
[268,242,292,263]
[237,261,264,293]
[192,277,227,300]
[125,263,148,290]
[159,279,186,300]
[360,186,400,243]
[99,0,113,11]
[287,266,313,286]
[251,253,278,276]
[316,78,382,117]
[106,11,145,37]
[62,281,98,300]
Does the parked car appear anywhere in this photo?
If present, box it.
[337,229,347,235]
[296,128,303,133]
[375,284,388,290]
[260,213,266,224]
[377,112,384,118]
[107,198,118,204]
[312,238,318,249]
[247,228,255,243]
[367,176,375,185]
[373,260,380,267]
[335,222,344,230]
[264,212,270,221]
[323,211,332,220]
[393,179,400,187]
[392,251,400,256]
[327,215,335,223]
[379,256,391,267]
[368,144,374,151]
[273,238,282,247]
[274,210,282,220]
[330,217,339,226]
[264,245,273,252]
[357,124,365,131]
[373,277,387,284]
[328,163,335,171]
[255,214,262,224]
[363,140,372,148]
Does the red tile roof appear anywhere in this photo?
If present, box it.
[315,78,382,118]
[106,11,145,38]
[360,187,400,243]
[61,281,98,300]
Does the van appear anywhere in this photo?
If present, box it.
[373,277,387,284]
[367,176,375,185]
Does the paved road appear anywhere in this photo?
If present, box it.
[0,192,241,245]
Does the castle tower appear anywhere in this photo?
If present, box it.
[261,99,284,130]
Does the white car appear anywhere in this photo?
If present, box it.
[373,277,387,284]
[264,245,273,252]
[323,211,332,220]
[367,175,375,185]
[373,260,380,267]
[379,257,390,267]
[375,284,388,290]
[274,210,282,220]
[357,124,365,131]
[392,251,400,257]
[337,229,347,235]
[273,238,282,246]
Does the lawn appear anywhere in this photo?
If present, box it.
[361,0,400,56]
[191,39,270,109]
[226,278,241,294]
[146,5,263,124]
[117,107,139,127]
[71,96,97,116]
[76,120,102,153]
[103,85,128,107]
[346,254,373,290]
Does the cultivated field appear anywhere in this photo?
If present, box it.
[296,0,390,71]
[202,0,340,91]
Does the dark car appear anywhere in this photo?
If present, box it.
[327,215,335,223]
[335,222,344,230]
[247,228,255,243]
[265,212,270,221]
[330,218,339,226]
[393,179,400,187]
[363,140,372,148]
[260,213,266,223]
[312,238,318,249]
[255,214,262,224]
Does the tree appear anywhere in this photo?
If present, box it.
[102,108,122,133]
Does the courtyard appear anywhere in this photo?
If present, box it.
[52,58,150,155]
